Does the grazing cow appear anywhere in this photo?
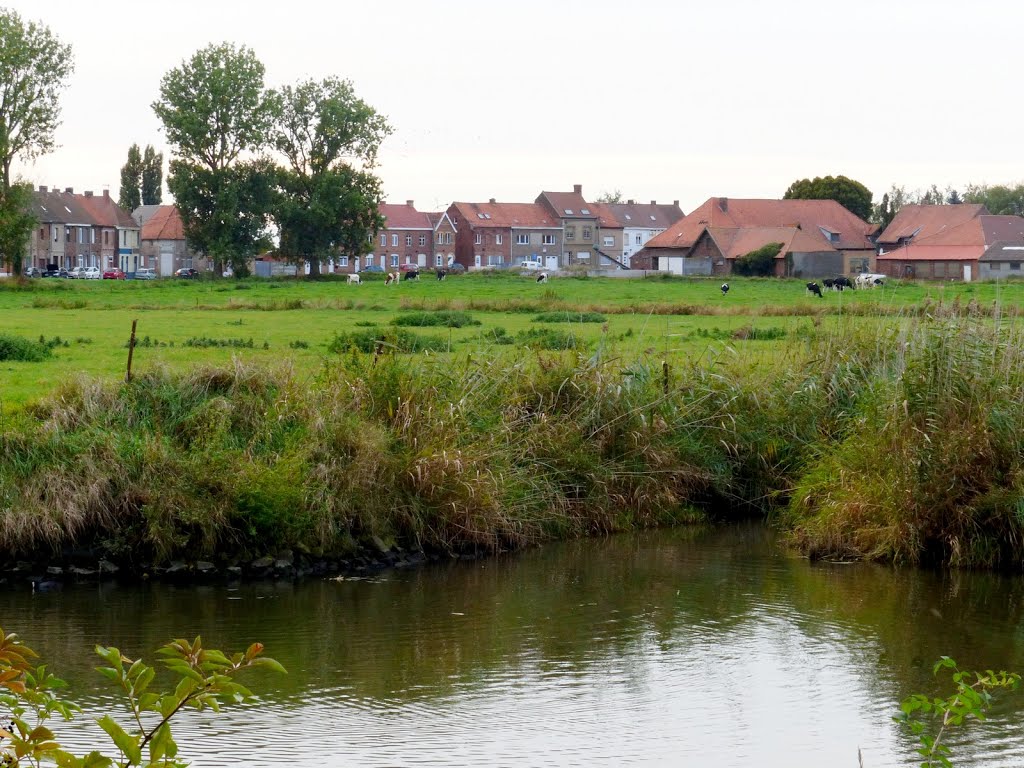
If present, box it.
[822,278,835,291]
[403,269,419,281]
[347,273,361,285]
[386,271,400,285]
[806,281,823,298]
[855,273,885,289]
[721,282,729,296]
[833,276,853,291]
[536,272,548,284]
[436,269,447,281]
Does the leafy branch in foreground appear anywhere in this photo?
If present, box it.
[895,656,1020,768]
[0,628,284,767]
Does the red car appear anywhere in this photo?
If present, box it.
[103,268,126,280]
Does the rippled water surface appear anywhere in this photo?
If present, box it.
[3,524,1024,766]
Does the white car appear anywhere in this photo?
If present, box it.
[134,268,157,280]
[83,266,102,280]
[69,266,87,279]
[519,261,542,271]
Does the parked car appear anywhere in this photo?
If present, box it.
[448,263,466,272]
[399,263,422,272]
[69,266,88,279]
[518,260,542,271]
[43,265,69,278]
[133,268,157,280]
[174,267,199,279]
[83,266,101,280]
[103,267,126,280]
[25,267,41,278]
[360,265,385,273]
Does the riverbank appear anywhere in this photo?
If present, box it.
[3,309,1024,573]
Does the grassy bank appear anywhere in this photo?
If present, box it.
[3,274,1024,569]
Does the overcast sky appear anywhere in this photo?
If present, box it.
[7,0,1022,214]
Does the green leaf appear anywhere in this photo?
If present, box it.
[133,666,156,696]
[250,657,287,674]
[96,715,142,765]
[149,722,171,763]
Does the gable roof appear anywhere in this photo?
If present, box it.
[704,226,835,260]
[380,203,433,230]
[141,205,186,241]
[981,241,1024,262]
[76,192,137,229]
[878,214,1024,261]
[645,197,876,252]
[607,201,684,230]
[450,201,561,229]
[537,190,595,219]
[31,189,96,225]
[876,204,988,246]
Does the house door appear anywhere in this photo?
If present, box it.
[160,248,173,276]
[545,255,559,271]
[963,264,972,282]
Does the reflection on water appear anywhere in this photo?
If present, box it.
[2,523,1023,767]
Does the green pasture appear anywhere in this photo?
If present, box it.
[1,272,1021,410]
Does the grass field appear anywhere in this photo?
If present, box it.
[2,271,1019,410]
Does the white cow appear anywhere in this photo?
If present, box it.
[347,273,361,285]
[855,273,885,289]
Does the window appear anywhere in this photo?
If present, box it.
[339,256,349,267]
[474,233,482,245]
[54,227,59,242]
[933,262,946,278]
[90,229,95,244]
[390,254,399,267]
[603,236,614,247]
[577,251,591,260]
[406,235,413,247]
[582,227,592,240]
[635,234,642,245]
[487,254,504,266]
[419,234,426,246]
[380,234,387,246]
[565,226,576,240]
[391,234,399,247]
[990,262,1002,271]
[104,231,110,245]
[367,233,373,244]
[542,234,555,245]
[39,227,45,240]
[66,228,71,243]
[435,254,443,267]
[495,234,503,245]
[516,234,529,245]
[365,254,374,267]
[1012,262,1022,271]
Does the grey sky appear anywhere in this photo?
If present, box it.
[8,0,1022,214]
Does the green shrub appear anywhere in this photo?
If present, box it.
[0,334,53,362]
[516,327,590,350]
[533,311,607,323]
[328,328,448,353]
[392,310,480,328]
[733,242,783,277]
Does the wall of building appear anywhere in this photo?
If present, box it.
[980,261,1024,280]
[367,228,433,271]
[786,251,844,278]
[878,259,976,280]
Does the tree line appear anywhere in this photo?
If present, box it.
[0,9,390,278]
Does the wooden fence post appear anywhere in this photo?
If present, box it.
[125,319,138,383]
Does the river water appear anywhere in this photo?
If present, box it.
[2,523,1023,767]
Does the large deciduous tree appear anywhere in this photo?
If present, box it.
[118,143,142,211]
[141,144,163,205]
[964,183,1024,216]
[271,77,391,277]
[0,9,73,276]
[153,42,277,276]
[783,175,874,222]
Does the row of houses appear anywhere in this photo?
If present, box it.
[22,183,1024,281]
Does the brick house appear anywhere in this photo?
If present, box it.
[77,190,140,273]
[364,201,433,273]
[427,211,458,269]
[608,200,685,269]
[536,185,600,268]
[876,207,1024,281]
[136,205,206,275]
[447,201,562,270]
[638,197,877,276]
[27,186,134,271]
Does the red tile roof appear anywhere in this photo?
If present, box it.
[537,190,595,219]
[706,226,834,259]
[380,203,433,230]
[450,202,561,229]
[645,197,875,252]
[876,204,987,246]
[141,205,186,241]
[76,192,137,229]
[877,214,1024,261]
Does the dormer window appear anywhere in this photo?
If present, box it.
[564,209,573,215]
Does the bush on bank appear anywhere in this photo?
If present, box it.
[3,315,1024,570]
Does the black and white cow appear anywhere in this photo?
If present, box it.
[721,282,730,296]
[806,281,823,298]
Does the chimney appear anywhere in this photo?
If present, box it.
[102,190,109,198]
[84,190,94,197]
[651,200,657,205]
[65,187,74,194]
[627,199,635,205]
[406,199,414,207]
[718,197,728,212]
[489,198,496,204]
[673,200,679,207]
[38,185,47,193]
[573,184,582,195]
